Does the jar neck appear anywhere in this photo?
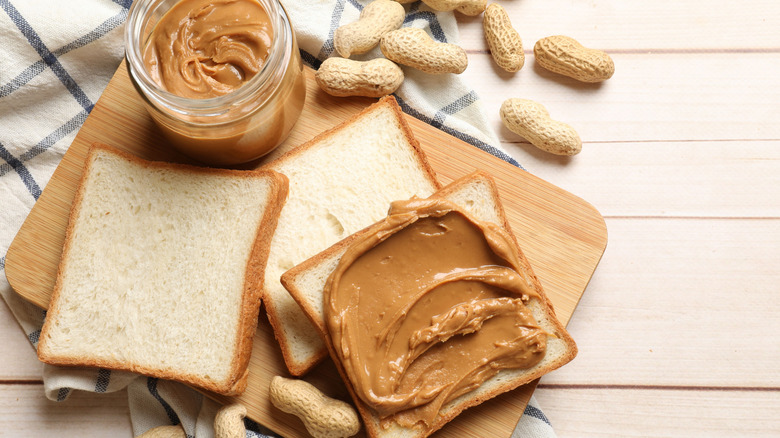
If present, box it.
[124,0,294,119]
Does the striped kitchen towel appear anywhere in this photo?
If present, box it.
[0,0,552,437]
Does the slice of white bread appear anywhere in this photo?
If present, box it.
[261,96,440,375]
[281,171,577,438]
[37,143,288,396]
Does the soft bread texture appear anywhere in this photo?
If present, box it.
[37,143,288,396]
[261,96,440,375]
[281,172,577,438]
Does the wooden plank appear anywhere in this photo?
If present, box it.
[542,218,780,387]
[460,53,780,143]
[3,63,606,437]
[534,386,780,437]
[455,0,780,50]
[0,385,131,437]
[498,140,780,218]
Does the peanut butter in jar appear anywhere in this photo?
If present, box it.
[125,0,306,166]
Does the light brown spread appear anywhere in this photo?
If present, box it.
[325,198,548,429]
[143,0,273,99]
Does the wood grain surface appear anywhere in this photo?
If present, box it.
[4,63,606,437]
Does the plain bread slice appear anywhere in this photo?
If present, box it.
[37,143,288,396]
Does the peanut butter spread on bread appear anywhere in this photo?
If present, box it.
[143,0,272,98]
[324,198,548,429]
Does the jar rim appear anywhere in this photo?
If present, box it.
[124,0,293,117]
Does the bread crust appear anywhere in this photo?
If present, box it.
[230,159,289,394]
[261,96,441,376]
[281,171,577,438]
[37,143,289,396]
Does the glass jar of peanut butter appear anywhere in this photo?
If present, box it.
[125,0,306,166]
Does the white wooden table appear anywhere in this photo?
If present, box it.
[3,1,780,436]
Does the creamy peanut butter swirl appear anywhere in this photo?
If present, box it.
[143,0,272,99]
[325,198,548,429]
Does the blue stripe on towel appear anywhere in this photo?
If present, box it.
[318,0,347,59]
[147,377,181,426]
[56,387,71,402]
[346,0,363,10]
[0,0,95,112]
[19,110,90,163]
[27,329,40,345]
[49,7,130,58]
[300,49,322,70]
[0,110,88,201]
[403,9,447,43]
[439,90,479,116]
[0,142,42,200]
[95,369,111,393]
[0,61,47,98]
[524,401,552,426]
[0,108,88,183]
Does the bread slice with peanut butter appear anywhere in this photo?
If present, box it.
[281,171,577,438]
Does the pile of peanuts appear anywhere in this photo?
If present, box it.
[315,0,614,156]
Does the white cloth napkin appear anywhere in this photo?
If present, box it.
[0,0,552,436]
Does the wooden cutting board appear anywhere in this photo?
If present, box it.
[5,62,607,437]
